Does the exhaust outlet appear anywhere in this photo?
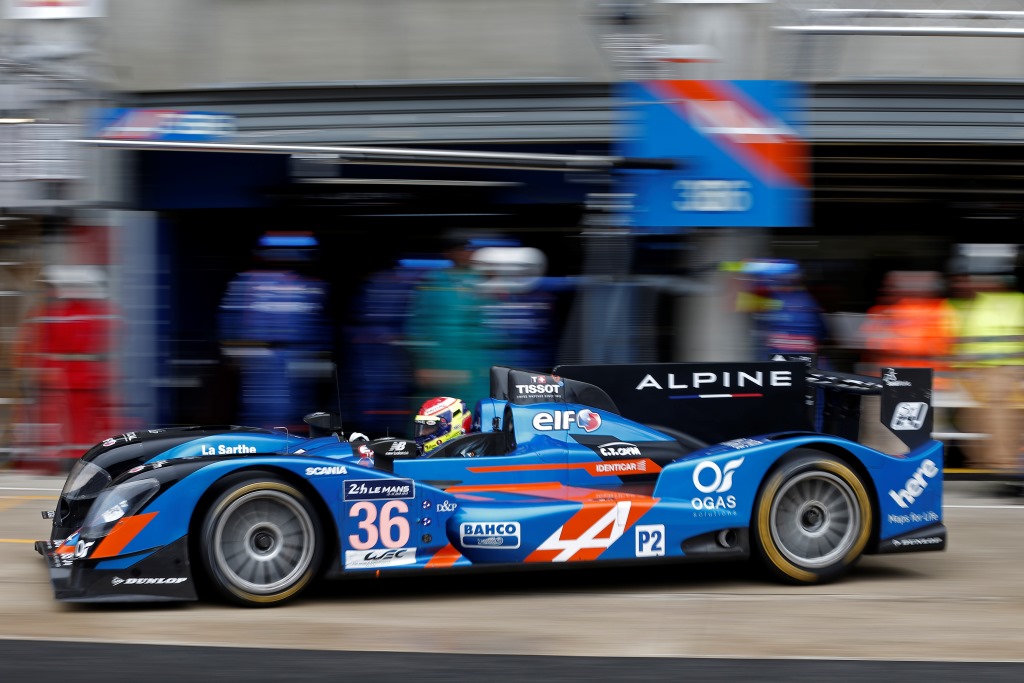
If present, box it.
[716,529,737,548]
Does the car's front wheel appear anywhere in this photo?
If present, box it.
[752,451,872,584]
[199,472,323,607]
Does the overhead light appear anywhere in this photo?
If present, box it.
[0,118,36,124]
[299,178,521,187]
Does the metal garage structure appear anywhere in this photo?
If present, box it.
[96,77,1024,210]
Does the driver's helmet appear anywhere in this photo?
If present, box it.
[414,396,472,454]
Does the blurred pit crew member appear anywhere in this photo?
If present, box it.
[736,259,827,361]
[949,253,1024,475]
[14,265,121,473]
[404,232,493,415]
[859,270,957,384]
[470,245,558,374]
[857,270,957,454]
[345,258,440,436]
[218,232,331,431]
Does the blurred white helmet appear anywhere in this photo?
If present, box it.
[470,246,546,293]
[42,264,108,299]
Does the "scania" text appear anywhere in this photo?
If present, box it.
[306,465,349,476]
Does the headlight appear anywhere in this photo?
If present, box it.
[81,478,161,537]
[60,460,112,502]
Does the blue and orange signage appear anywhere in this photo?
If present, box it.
[616,80,810,232]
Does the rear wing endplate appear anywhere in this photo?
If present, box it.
[790,356,934,451]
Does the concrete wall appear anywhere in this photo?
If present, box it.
[6,1,1024,93]
[776,0,1024,81]
[97,0,615,89]
[0,1,794,90]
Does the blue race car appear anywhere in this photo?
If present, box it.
[36,361,945,607]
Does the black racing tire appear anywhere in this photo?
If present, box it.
[751,450,872,585]
[199,472,323,607]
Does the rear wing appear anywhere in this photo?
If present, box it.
[807,366,934,451]
[550,360,934,450]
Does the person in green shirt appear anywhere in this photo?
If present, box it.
[404,234,495,415]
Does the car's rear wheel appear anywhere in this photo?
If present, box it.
[199,473,323,607]
[752,451,872,584]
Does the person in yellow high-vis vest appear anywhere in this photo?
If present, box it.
[950,271,1024,473]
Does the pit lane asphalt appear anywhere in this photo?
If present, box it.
[1,472,1022,682]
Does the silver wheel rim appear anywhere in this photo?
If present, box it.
[769,470,860,569]
[212,488,316,595]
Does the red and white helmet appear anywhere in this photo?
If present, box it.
[414,397,472,454]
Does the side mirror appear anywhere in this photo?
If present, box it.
[303,411,343,438]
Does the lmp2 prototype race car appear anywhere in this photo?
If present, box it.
[36,360,946,607]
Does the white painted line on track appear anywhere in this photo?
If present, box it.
[945,504,1023,510]
[0,487,60,492]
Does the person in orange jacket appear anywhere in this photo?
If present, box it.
[857,271,958,454]
[859,270,958,386]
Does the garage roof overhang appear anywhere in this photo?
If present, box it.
[74,137,678,173]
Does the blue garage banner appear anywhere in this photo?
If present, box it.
[615,80,809,232]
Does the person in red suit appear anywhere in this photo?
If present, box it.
[15,266,120,472]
